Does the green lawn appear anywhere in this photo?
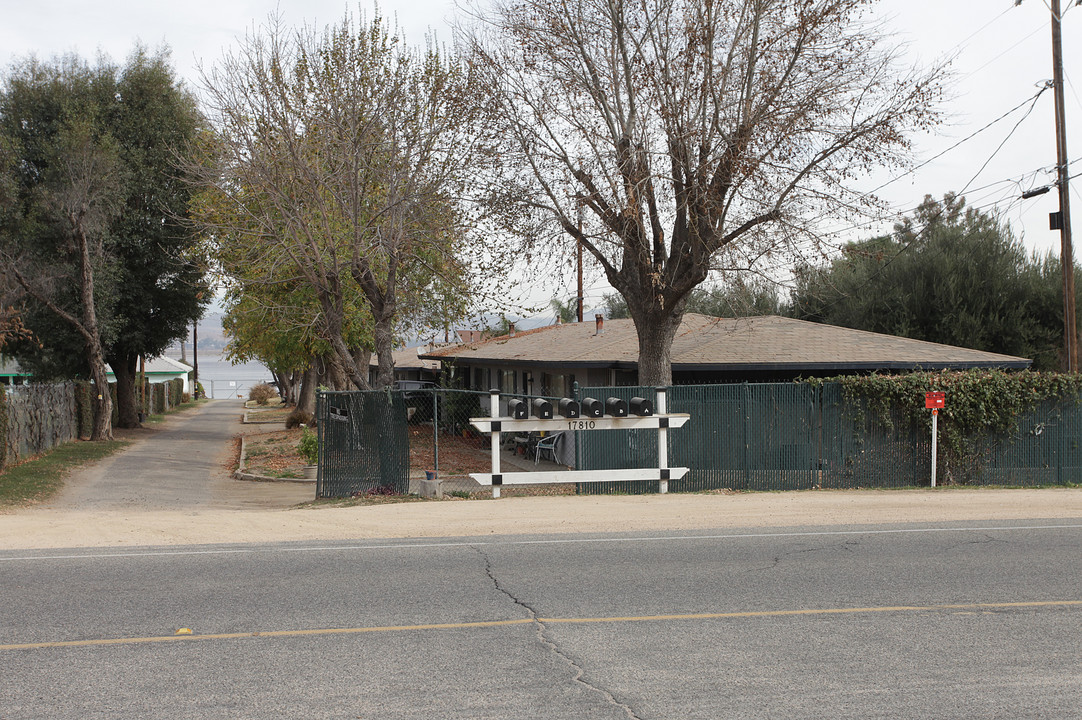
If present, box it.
[0,439,129,506]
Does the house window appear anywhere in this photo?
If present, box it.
[500,369,515,394]
[541,372,565,398]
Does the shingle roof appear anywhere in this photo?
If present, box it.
[421,314,1031,372]
[370,347,441,371]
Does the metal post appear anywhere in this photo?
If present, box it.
[657,388,668,494]
[490,389,501,498]
[743,382,751,488]
[315,391,324,498]
[931,408,938,488]
[432,390,439,480]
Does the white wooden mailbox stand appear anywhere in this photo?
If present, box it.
[470,389,690,498]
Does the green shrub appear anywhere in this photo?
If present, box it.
[298,426,319,465]
[249,383,277,405]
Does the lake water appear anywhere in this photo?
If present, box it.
[166,353,273,400]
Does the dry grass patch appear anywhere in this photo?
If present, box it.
[243,428,307,479]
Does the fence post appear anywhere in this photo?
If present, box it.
[432,389,439,480]
[573,381,581,473]
[315,390,324,498]
[743,382,751,488]
[657,387,668,494]
[490,389,501,498]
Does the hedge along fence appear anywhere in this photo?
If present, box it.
[811,370,1082,486]
[1,382,79,469]
[150,378,184,414]
[136,378,186,416]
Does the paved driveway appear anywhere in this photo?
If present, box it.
[43,400,313,511]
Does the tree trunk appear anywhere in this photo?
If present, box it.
[87,343,114,441]
[75,216,113,441]
[373,317,396,390]
[629,303,685,387]
[110,352,142,428]
[296,363,317,417]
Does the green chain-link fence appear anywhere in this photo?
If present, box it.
[575,383,1082,493]
[317,390,410,498]
[316,383,1082,497]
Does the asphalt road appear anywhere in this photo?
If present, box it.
[3,520,1082,719]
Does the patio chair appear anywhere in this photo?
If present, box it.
[535,431,563,465]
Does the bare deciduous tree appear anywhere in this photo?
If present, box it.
[466,0,945,384]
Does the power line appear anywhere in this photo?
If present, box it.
[957,83,1050,195]
[861,85,1052,201]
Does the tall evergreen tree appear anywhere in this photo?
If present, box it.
[0,48,210,429]
[791,193,1070,370]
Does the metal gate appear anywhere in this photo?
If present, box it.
[316,390,410,498]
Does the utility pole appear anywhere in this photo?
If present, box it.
[1051,0,1077,371]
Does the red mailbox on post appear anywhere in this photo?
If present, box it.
[925,391,945,488]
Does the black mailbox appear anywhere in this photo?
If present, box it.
[507,398,528,419]
[605,397,628,417]
[531,398,553,419]
[558,398,580,418]
[580,397,603,418]
[630,396,653,416]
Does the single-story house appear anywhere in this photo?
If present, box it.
[369,347,442,386]
[0,355,32,386]
[420,313,1031,398]
[113,356,193,393]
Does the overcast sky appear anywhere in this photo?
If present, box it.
[3,0,1079,309]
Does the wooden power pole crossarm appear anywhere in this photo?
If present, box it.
[1051,0,1077,371]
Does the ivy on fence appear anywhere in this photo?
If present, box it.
[2,383,78,468]
[808,370,1082,483]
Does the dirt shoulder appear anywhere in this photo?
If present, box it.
[3,486,1082,550]
[4,397,1082,551]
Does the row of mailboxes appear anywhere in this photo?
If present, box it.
[506,396,654,420]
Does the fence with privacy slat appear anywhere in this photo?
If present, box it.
[315,383,1082,497]
[316,390,411,498]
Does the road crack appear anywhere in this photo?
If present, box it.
[471,545,643,720]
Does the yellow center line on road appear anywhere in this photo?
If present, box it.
[4,600,1080,652]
